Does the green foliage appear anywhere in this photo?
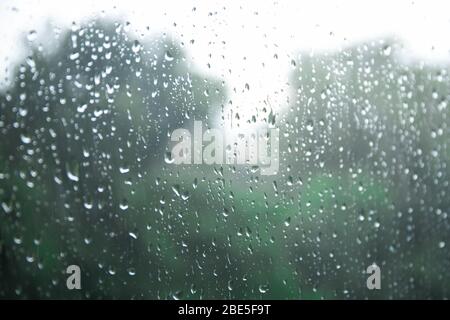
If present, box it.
[0,23,449,299]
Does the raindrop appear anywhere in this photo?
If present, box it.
[77,104,88,113]
[172,184,181,197]
[20,134,31,144]
[119,165,130,174]
[27,30,37,41]
[66,163,79,182]
[127,268,136,276]
[284,217,291,227]
[119,199,129,211]
[132,40,141,53]
[258,284,269,294]
[165,51,174,61]
[164,151,174,164]
[129,232,138,240]
[69,52,80,60]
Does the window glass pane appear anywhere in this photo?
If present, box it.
[0,0,449,299]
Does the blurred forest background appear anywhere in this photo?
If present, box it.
[0,19,449,299]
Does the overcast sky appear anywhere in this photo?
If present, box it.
[1,0,449,129]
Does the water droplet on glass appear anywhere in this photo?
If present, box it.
[27,30,37,41]
[165,51,174,61]
[132,40,141,53]
[20,134,31,144]
[119,199,129,211]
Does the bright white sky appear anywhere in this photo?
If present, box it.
[1,0,450,128]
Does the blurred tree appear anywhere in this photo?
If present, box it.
[0,19,225,298]
[280,39,450,298]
